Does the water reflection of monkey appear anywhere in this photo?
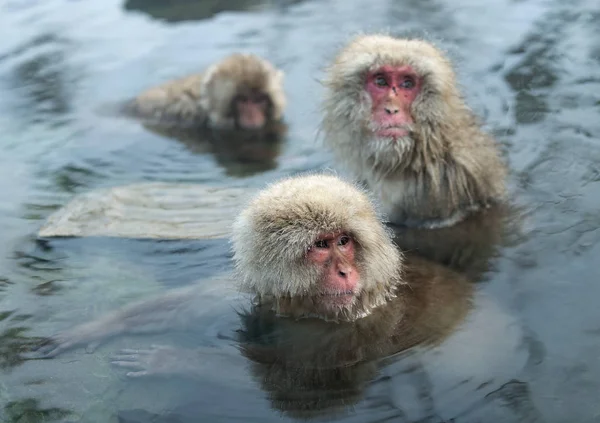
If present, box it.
[145,122,288,177]
[235,268,473,420]
[390,203,520,282]
[35,175,472,371]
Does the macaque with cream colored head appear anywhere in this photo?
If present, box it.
[33,174,406,358]
[31,175,534,423]
[322,34,507,228]
[124,53,286,130]
[32,172,475,418]
[232,174,404,322]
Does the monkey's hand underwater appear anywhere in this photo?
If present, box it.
[27,285,209,359]
[111,345,204,378]
[30,315,123,358]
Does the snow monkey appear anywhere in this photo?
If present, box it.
[32,175,472,387]
[322,34,507,228]
[123,53,286,130]
[32,175,535,422]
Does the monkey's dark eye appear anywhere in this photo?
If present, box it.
[400,77,416,89]
[338,235,350,246]
[314,239,328,248]
[374,75,387,87]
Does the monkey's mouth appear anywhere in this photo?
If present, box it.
[376,127,410,139]
[369,124,411,140]
[319,291,355,306]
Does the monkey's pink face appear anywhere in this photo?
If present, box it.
[365,65,421,139]
[306,232,360,308]
[234,93,270,130]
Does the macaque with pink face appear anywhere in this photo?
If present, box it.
[31,175,532,422]
[366,64,421,139]
[33,174,471,363]
[232,174,404,322]
[322,35,507,228]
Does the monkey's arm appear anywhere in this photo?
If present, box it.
[36,285,208,358]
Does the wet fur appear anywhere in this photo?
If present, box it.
[321,34,507,227]
[123,53,286,128]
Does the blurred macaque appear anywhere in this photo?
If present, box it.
[123,53,286,131]
[322,34,507,228]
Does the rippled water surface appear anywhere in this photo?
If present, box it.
[1,0,600,422]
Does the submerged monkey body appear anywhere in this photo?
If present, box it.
[322,35,507,227]
[238,252,473,418]
[252,252,471,335]
[29,152,527,420]
[35,172,475,399]
[124,53,286,129]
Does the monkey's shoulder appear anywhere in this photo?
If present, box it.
[448,123,507,179]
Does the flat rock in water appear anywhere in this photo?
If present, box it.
[38,183,255,240]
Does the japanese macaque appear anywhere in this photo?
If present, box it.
[32,174,471,358]
[29,175,539,421]
[232,173,408,322]
[123,53,286,130]
[322,34,507,228]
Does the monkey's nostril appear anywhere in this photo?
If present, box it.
[338,270,347,278]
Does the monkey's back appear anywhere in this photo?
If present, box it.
[124,73,207,127]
